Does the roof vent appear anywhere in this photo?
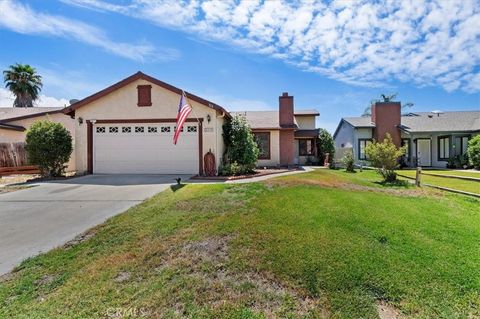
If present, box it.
[431,110,443,117]
[69,99,79,105]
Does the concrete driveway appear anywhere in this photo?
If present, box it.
[0,174,191,276]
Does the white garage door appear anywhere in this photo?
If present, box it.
[93,123,199,174]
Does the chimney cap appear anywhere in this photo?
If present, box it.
[281,92,289,97]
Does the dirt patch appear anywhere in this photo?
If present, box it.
[377,300,403,319]
[114,271,131,283]
[63,231,96,249]
[34,274,57,286]
[152,235,327,317]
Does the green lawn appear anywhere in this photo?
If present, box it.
[396,169,480,195]
[1,170,479,318]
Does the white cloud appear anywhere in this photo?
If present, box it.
[0,88,69,107]
[0,0,179,62]
[66,0,480,92]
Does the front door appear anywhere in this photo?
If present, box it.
[416,139,431,166]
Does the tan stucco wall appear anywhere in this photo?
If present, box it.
[254,130,280,167]
[74,79,225,174]
[1,113,76,171]
[295,116,316,129]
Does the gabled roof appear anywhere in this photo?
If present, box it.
[0,107,65,122]
[335,111,480,137]
[399,111,480,133]
[63,71,229,117]
[343,117,375,128]
[232,109,319,129]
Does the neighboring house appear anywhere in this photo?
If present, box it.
[333,101,480,167]
[0,107,76,171]
[61,72,320,175]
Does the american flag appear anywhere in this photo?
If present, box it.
[173,91,192,145]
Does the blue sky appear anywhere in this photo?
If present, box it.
[0,0,479,132]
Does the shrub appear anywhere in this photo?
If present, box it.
[447,154,469,169]
[365,133,406,182]
[25,120,73,177]
[467,135,480,169]
[317,128,335,166]
[222,114,259,175]
[341,150,355,172]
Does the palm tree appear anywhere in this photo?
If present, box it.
[361,93,413,117]
[3,63,43,107]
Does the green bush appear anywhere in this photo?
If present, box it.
[467,135,480,169]
[317,128,335,165]
[222,114,259,175]
[219,161,253,176]
[25,120,73,177]
[341,150,355,172]
[365,133,406,182]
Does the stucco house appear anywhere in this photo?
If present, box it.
[0,71,320,175]
[333,101,480,167]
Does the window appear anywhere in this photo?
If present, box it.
[161,126,171,133]
[109,127,118,133]
[137,85,152,106]
[438,136,450,160]
[358,139,372,160]
[148,126,157,133]
[186,126,197,132]
[122,127,131,133]
[299,139,314,156]
[135,126,145,133]
[253,132,270,159]
[96,127,106,133]
[454,136,470,155]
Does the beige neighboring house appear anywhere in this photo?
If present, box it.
[1,71,321,175]
[0,107,76,171]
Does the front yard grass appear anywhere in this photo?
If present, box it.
[396,169,480,195]
[0,169,479,318]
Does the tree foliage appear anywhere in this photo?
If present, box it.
[25,121,73,177]
[467,135,480,169]
[317,128,335,165]
[3,63,43,108]
[365,133,406,182]
[221,114,259,175]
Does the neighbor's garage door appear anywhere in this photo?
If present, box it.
[93,123,199,174]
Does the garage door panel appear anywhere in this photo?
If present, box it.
[93,123,199,174]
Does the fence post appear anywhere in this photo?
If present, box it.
[415,167,422,186]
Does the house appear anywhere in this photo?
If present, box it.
[333,101,480,167]
[0,107,76,170]
[49,71,320,175]
[232,98,319,166]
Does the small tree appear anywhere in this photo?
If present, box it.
[341,150,355,172]
[317,128,335,166]
[467,135,480,169]
[365,133,406,182]
[25,121,73,177]
[222,114,259,175]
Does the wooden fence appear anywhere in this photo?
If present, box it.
[0,142,40,176]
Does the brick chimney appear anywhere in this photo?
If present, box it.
[279,92,295,166]
[279,92,294,127]
[371,102,401,147]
